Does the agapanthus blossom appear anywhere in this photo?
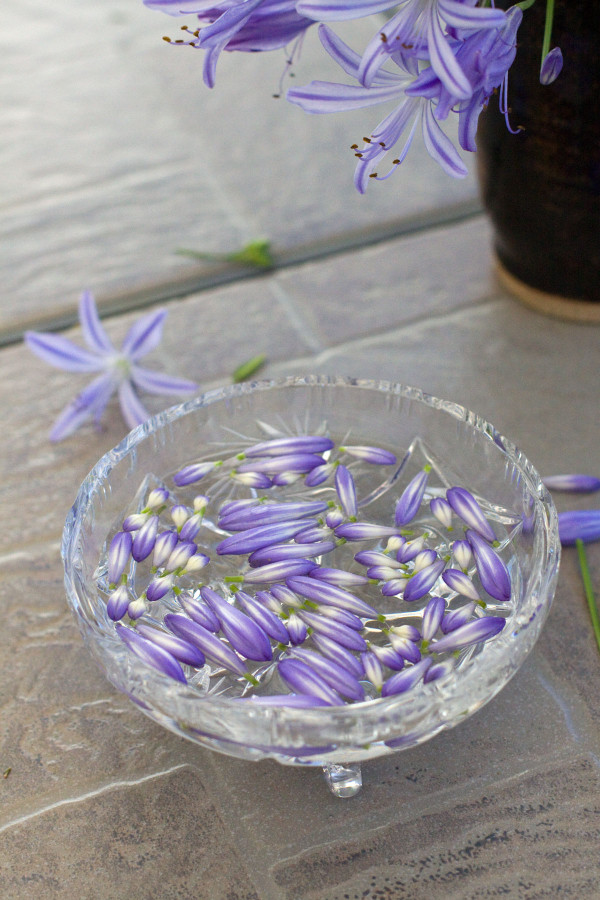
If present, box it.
[25,291,197,441]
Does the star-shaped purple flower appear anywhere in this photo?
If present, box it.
[25,291,198,441]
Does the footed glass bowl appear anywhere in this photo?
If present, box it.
[62,376,560,797]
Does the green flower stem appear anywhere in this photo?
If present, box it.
[576,538,600,655]
[541,0,555,61]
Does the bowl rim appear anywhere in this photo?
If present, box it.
[62,374,561,741]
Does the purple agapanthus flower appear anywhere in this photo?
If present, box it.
[25,291,197,441]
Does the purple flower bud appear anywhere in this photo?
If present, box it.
[152,530,179,568]
[178,593,221,632]
[539,47,563,85]
[381,658,432,697]
[230,471,273,489]
[543,474,600,493]
[390,624,421,642]
[395,470,429,526]
[298,610,367,651]
[106,585,131,621]
[430,497,453,529]
[334,522,401,541]
[404,558,446,603]
[173,461,218,486]
[254,589,284,615]
[335,464,357,518]
[446,487,496,542]
[361,650,383,690]
[424,660,454,683]
[116,623,187,683]
[131,515,159,562]
[311,633,365,678]
[396,536,426,563]
[107,531,132,585]
[286,575,378,618]
[558,510,600,546]
[216,520,312,556]
[367,565,401,581]
[219,500,328,532]
[146,488,170,509]
[272,472,303,486]
[294,525,332,543]
[193,495,209,512]
[171,504,191,530]
[235,590,290,644]
[466,529,511,602]
[179,513,204,542]
[242,559,318,584]
[136,623,206,667]
[290,648,365,700]
[381,576,410,597]
[305,463,335,486]
[286,612,308,644]
[164,613,248,676]
[339,445,397,465]
[314,605,364,631]
[248,540,336,567]
[309,567,369,587]
[277,658,344,705]
[200,587,273,661]
[219,497,261,517]
[146,574,174,602]
[412,549,437,573]
[165,541,198,573]
[355,549,401,568]
[441,602,476,634]
[421,596,446,641]
[237,453,325,475]
[452,540,472,570]
[430,615,505,653]
[325,508,344,528]
[271,583,303,609]
[182,552,210,573]
[370,643,405,671]
[127,596,147,620]
[122,513,147,532]
[389,633,421,664]
[243,436,335,458]
[442,568,481,602]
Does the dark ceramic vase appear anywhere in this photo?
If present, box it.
[476,0,600,319]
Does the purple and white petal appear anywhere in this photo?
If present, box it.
[286,574,378,617]
[370,643,405,671]
[25,330,105,373]
[309,567,369,587]
[452,540,472,570]
[237,453,325,475]
[127,596,148,620]
[290,647,365,700]
[361,650,383,690]
[277,658,344,706]
[396,536,426,563]
[388,633,421,664]
[441,602,476,634]
[200,587,273,661]
[430,616,505,653]
[421,596,446,641]
[123,513,148,532]
[248,540,336,567]
[395,470,429,526]
[335,522,402,541]
[539,47,563,85]
[131,515,159,562]
[424,660,454,683]
[120,308,167,360]
[404,558,446,603]
[165,613,248,676]
[136,623,206,667]
[173,461,218,486]
[298,610,367,651]
[235,591,290,644]
[165,541,198,572]
[131,364,198,396]
[381,658,433,697]
[446,487,496,542]
[286,612,308,645]
[178,593,221,632]
[118,380,151,430]
[230,471,273,489]
[78,290,114,354]
[106,585,131,621]
[412,549,437,574]
[270,584,304,609]
[305,463,336,486]
[311,633,365,678]
[107,531,133,585]
[146,488,170,510]
[49,373,115,442]
[543,474,600,494]
[146,574,174,603]
[242,559,318,584]
[178,513,203,542]
[243,436,334,458]
[430,496,453,529]
[294,524,332,543]
[558,510,600,546]
[219,500,328,531]
[216,520,312,555]
[171,504,191,530]
[442,568,481,602]
[466,529,511,602]
[339,444,397,465]
[335,464,358,518]
[381,577,410,597]
[355,549,401,569]
[116,623,187,683]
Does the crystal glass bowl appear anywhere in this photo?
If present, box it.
[62,376,560,796]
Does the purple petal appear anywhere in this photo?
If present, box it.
[106,585,131,621]
[354,549,401,568]
[25,330,104,372]
[78,290,114,354]
[235,591,290,644]
[164,613,248,676]
[430,616,505,653]
[361,651,383,689]
[452,539,472,570]
[296,0,396,20]
[335,464,357,518]
[380,577,410,597]
[311,633,365,678]
[297,610,367,651]
[430,497,453,529]
[201,587,273,661]
[339,444,397,465]
[165,540,198,572]
[230,472,274,489]
[421,596,446,641]
[395,470,429,526]
[286,612,308,644]
[49,373,115,442]
[146,574,174,602]
[219,500,328,531]
[116,623,187,683]
[243,436,334,457]
[179,513,203,542]
[442,568,481,602]
[118,380,151,430]
[412,549,438,573]
[466,529,511,602]
[286,574,378,617]
[270,584,304,609]
[178,593,220,632]
[120,308,167,360]
[107,531,133,584]
[396,537,426,563]
[216,520,313,555]
[305,463,335,486]
[248,540,336,566]
[389,634,421,664]
[381,658,433,697]
[558,510,600,546]
[236,453,325,475]
[242,559,318,584]
[131,515,159,562]
[131,364,197,396]
[123,513,147,532]
[422,102,469,178]
[446,487,496,542]
[403,558,446,603]
[294,524,332,543]
[277,658,344,705]
[136,623,206,667]
[173,461,218,486]
[290,648,365,700]
[540,47,563,85]
[543,474,600,494]
[424,660,454,683]
[314,605,364,631]
[309,567,369,587]
[441,602,476,634]
[334,522,401,541]
[370,643,405,671]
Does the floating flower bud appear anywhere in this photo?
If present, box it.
[235,591,290,644]
[286,575,378,617]
[361,651,383,690]
[539,47,563,85]
[381,658,433,697]
[182,552,210,574]
[543,474,600,493]
[216,520,311,555]
[294,524,332,543]
[164,613,248,676]
[370,643,405,671]
[466,529,511,602]
[558,510,600,546]
[446,487,496,542]
[311,634,365,678]
[270,584,304,609]
[442,568,481,602]
[171,504,191,530]
[230,471,273,488]
[248,540,336,567]
[219,497,262,517]
[335,522,401,541]
[430,616,505,653]
[243,436,335,458]
[219,500,328,531]
[395,470,429,526]
[396,536,427,563]
[305,463,336,486]
[179,512,204,542]
[335,464,357,518]
[193,495,209,512]
[178,593,220,632]
[325,508,344,528]
[309,567,369,587]
[107,531,133,585]
[430,497,453,529]
[386,536,405,553]
[389,624,421,642]
[412,549,437,574]
[381,577,410,597]
[339,445,397,465]
[152,530,179,568]
[146,488,169,509]
[237,453,325,475]
[146,573,174,602]
[297,610,367,651]
[242,559,317,584]
[122,513,148,532]
[286,612,308,644]
[173,461,218,486]
[389,633,421,664]
[244,694,331,708]
[277,658,344,705]
[127,595,148,620]
[421,596,446,641]
[274,472,306,486]
[106,584,131,621]
[441,602,476,634]
[314,605,364,631]
[200,587,273,661]
[165,541,198,573]
[290,648,365,700]
[116,623,187,683]
[452,540,472,571]
[136,623,206,667]
[404,558,446,603]
[355,550,401,568]
[254,589,284,615]
[424,660,454,683]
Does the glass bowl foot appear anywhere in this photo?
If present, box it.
[322,763,362,798]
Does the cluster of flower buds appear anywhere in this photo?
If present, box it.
[101,432,512,707]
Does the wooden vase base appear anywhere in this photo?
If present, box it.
[494,258,600,324]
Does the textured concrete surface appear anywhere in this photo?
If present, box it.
[2,1,600,898]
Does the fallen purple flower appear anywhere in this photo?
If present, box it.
[278,658,344,705]
[412,548,438,573]
[116,622,187,683]
[123,513,147,532]
[389,633,421,664]
[380,576,410,597]
[339,445,397,465]
[370,643,405,671]
[543,474,600,494]
[219,500,328,531]
[127,596,147,620]
[446,487,496,542]
[404,558,446,603]
[152,529,179,568]
[145,487,170,510]
[171,504,192,530]
[558,510,600,546]
[164,613,248,676]
[200,587,273,661]
[286,612,308,644]
[430,615,505,653]
[165,540,198,572]
[107,531,132,585]
[286,574,378,617]
[179,512,204,542]
[325,508,344,528]
[354,549,401,569]
[290,647,365,700]
[146,574,174,603]
[178,593,221,632]
[314,605,364,631]
[335,522,401,541]
[335,464,358,518]
[381,658,433,697]
[136,622,206,667]
[230,471,273,489]
[395,469,429,526]
[452,539,472,570]
[270,584,304,609]
[294,524,332,543]
[424,660,454,683]
[396,536,426,563]
[466,529,511,602]
[305,463,336,486]
[297,609,367,650]
[361,650,383,690]
[442,568,481,602]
